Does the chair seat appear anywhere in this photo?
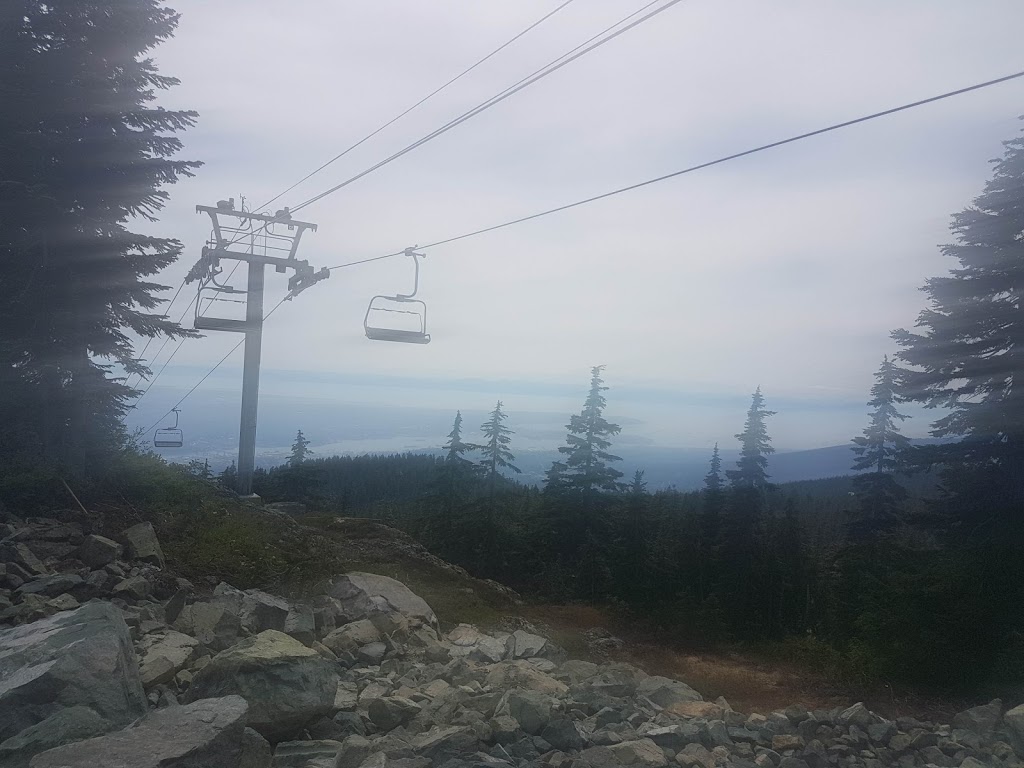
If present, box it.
[365,327,431,344]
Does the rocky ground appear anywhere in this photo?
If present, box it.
[0,508,1022,768]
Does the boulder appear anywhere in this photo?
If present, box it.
[173,601,241,651]
[666,701,723,720]
[448,624,508,663]
[16,574,83,598]
[0,602,146,752]
[323,619,382,653]
[497,690,555,735]
[952,700,1001,739]
[0,543,46,575]
[335,735,372,768]
[1005,703,1024,749]
[485,660,568,695]
[837,702,875,729]
[122,522,165,568]
[325,572,436,626]
[184,629,338,742]
[413,725,478,760]
[636,676,702,708]
[284,604,315,644]
[271,739,342,768]
[76,535,121,569]
[608,738,670,767]
[507,629,548,659]
[542,718,585,751]
[111,575,152,601]
[369,696,422,731]
[29,695,250,768]
[213,583,290,634]
[137,629,200,687]
[0,707,109,768]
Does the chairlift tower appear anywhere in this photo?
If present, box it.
[186,199,329,496]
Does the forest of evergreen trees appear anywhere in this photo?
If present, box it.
[251,350,1021,695]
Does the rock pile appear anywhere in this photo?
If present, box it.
[0,511,1022,768]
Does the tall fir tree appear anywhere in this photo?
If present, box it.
[288,430,313,467]
[0,0,200,468]
[726,388,776,490]
[848,356,910,541]
[553,366,624,494]
[427,411,479,559]
[478,401,520,496]
[893,125,1024,547]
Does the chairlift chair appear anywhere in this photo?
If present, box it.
[154,408,184,448]
[364,248,431,344]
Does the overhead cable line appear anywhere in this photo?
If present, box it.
[289,0,687,214]
[253,0,579,215]
[139,294,291,437]
[126,292,199,410]
[323,69,1024,270]
[125,276,188,389]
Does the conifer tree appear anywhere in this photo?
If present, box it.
[893,127,1024,546]
[556,366,624,494]
[702,443,726,520]
[849,356,910,540]
[443,411,477,467]
[726,388,775,490]
[0,0,200,467]
[288,430,313,467]
[478,401,520,496]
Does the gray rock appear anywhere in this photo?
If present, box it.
[122,522,165,568]
[497,690,555,735]
[173,601,241,651]
[952,700,1002,739]
[137,629,200,687]
[213,583,290,634]
[837,703,875,729]
[543,718,585,751]
[336,735,373,768]
[636,676,702,709]
[284,604,315,644]
[1005,703,1024,749]
[241,727,272,768]
[413,725,478,760]
[0,602,146,750]
[326,572,436,627]
[358,642,387,665]
[77,535,121,569]
[184,629,338,742]
[0,706,109,768]
[490,714,521,744]
[369,696,422,732]
[17,574,83,597]
[112,575,152,601]
[323,619,382,654]
[706,721,732,748]
[676,743,716,768]
[608,738,669,766]
[29,695,249,768]
[272,739,342,767]
[448,625,507,663]
[332,711,367,738]
[866,721,896,745]
[641,724,700,751]
[45,594,79,612]
[0,543,46,575]
[507,629,548,659]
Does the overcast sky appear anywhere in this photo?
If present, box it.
[128,0,1024,452]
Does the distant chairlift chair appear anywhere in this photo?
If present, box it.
[154,408,184,448]
[363,248,431,344]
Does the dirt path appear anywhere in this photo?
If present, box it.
[518,603,964,722]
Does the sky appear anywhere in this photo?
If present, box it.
[127,0,1024,455]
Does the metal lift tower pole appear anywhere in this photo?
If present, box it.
[187,201,328,498]
[237,261,265,495]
